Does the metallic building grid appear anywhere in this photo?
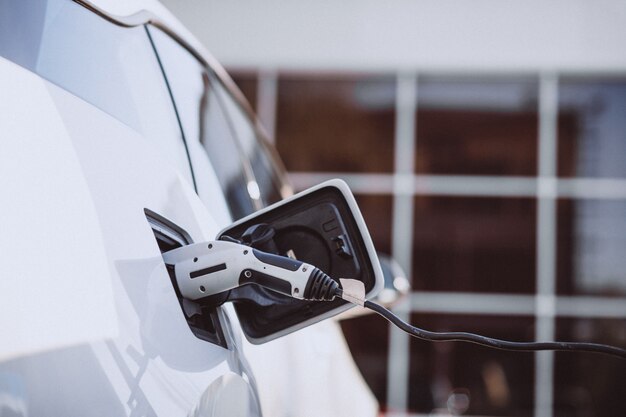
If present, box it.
[255,70,626,417]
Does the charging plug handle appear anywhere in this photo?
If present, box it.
[163,240,338,302]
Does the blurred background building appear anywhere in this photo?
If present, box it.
[162,1,626,416]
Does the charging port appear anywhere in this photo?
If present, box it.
[145,209,228,349]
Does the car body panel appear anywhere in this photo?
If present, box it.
[0,56,118,362]
[0,55,260,416]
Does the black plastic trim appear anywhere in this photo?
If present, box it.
[190,263,227,279]
[145,26,198,193]
[252,248,302,271]
[145,209,228,349]
[239,270,292,296]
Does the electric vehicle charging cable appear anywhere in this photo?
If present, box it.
[164,240,626,359]
[335,284,626,360]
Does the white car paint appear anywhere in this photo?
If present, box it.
[0,57,118,362]
[0,52,256,415]
[0,1,378,416]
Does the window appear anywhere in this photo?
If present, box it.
[408,314,535,416]
[557,199,626,297]
[229,72,258,113]
[413,196,536,294]
[416,76,539,176]
[148,27,283,220]
[275,75,396,173]
[558,78,626,178]
[213,85,284,206]
[554,317,626,416]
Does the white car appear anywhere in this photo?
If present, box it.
[0,1,378,416]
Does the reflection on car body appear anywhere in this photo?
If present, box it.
[0,1,378,416]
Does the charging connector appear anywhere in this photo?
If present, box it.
[163,240,338,301]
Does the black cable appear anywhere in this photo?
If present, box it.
[345,291,626,359]
[219,235,242,244]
